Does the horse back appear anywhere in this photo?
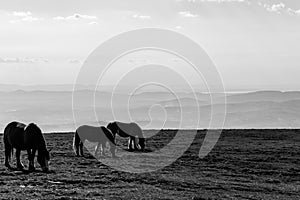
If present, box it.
[76,125,103,142]
[4,121,27,149]
[116,121,143,138]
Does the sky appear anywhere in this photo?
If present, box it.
[0,0,299,91]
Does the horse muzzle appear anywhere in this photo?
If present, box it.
[42,166,49,172]
[42,161,49,172]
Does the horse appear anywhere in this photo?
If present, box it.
[3,121,50,172]
[107,121,145,151]
[73,125,116,157]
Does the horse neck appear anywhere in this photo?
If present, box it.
[108,133,116,145]
[37,146,47,157]
[136,130,144,138]
[38,142,47,151]
[111,131,116,138]
[117,128,128,137]
[102,128,116,145]
[36,135,47,151]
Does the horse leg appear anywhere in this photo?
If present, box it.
[109,141,116,158]
[31,149,36,171]
[74,132,82,156]
[4,144,12,169]
[128,138,131,150]
[75,145,80,157]
[95,143,101,157]
[105,142,110,156]
[133,136,139,150]
[27,149,36,171]
[99,143,104,157]
[16,149,24,170]
[79,141,84,157]
[74,143,80,157]
[128,137,134,151]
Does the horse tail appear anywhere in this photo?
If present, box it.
[73,130,81,155]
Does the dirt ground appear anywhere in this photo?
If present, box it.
[0,129,299,200]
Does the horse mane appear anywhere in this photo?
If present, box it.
[114,121,126,135]
[113,121,131,136]
[26,123,42,135]
[26,123,39,130]
[108,121,144,137]
[25,123,46,149]
[101,126,116,145]
[107,121,118,135]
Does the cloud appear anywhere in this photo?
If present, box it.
[180,0,246,2]
[259,2,300,16]
[11,11,32,17]
[172,58,183,62]
[68,59,82,64]
[128,59,149,64]
[287,8,300,16]
[175,25,184,30]
[200,0,245,2]
[0,57,49,64]
[178,11,198,18]
[53,13,97,21]
[89,21,98,25]
[9,11,41,23]
[265,3,285,13]
[21,16,39,22]
[132,14,151,20]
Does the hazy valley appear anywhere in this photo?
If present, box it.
[1,86,300,132]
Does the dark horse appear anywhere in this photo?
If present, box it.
[73,125,116,157]
[107,121,145,151]
[3,121,50,172]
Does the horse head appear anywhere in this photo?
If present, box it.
[107,122,118,137]
[25,123,50,172]
[138,137,146,151]
[37,148,50,172]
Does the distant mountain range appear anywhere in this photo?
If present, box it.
[0,88,300,132]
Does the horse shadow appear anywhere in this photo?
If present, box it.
[73,147,153,161]
[122,148,153,153]
[76,153,119,160]
[5,167,55,174]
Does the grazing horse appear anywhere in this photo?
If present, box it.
[73,125,116,157]
[107,121,145,151]
[3,121,50,172]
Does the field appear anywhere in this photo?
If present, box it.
[0,129,299,200]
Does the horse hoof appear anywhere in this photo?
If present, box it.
[5,163,12,169]
[28,166,35,171]
[42,168,49,173]
[17,164,24,170]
